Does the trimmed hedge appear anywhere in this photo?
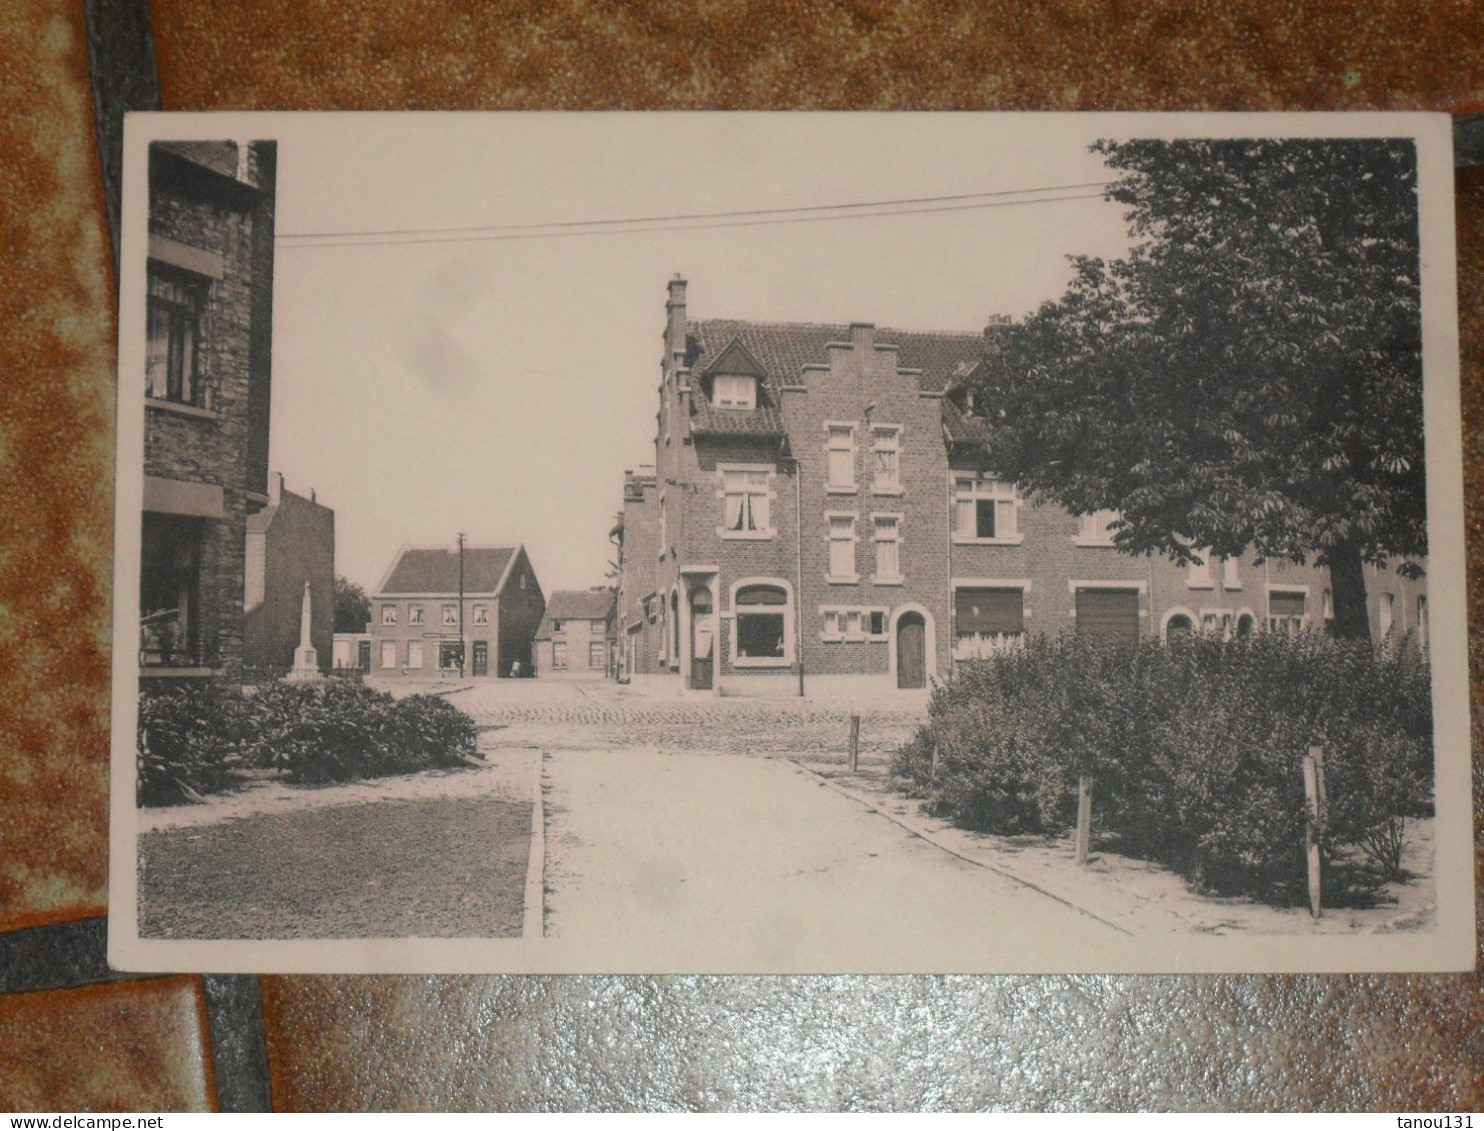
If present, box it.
[892,632,1432,905]
[138,680,479,805]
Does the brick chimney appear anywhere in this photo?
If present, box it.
[666,275,687,367]
[984,313,1012,339]
[849,321,876,352]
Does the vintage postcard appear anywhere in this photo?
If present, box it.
[109,112,1472,974]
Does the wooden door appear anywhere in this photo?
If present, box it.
[472,640,488,676]
[897,612,925,689]
[689,587,714,690]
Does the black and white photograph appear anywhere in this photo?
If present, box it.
[109,112,1471,974]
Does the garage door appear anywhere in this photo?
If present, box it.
[1075,587,1140,641]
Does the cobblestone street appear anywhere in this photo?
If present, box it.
[426,678,930,766]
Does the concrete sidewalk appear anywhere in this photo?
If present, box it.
[539,748,1123,971]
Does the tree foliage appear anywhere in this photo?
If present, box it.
[971,138,1426,638]
[333,575,372,634]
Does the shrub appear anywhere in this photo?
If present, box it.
[137,679,481,803]
[892,631,1433,906]
[136,681,246,806]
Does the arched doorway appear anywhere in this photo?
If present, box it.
[1164,612,1195,643]
[689,585,714,690]
[896,611,926,689]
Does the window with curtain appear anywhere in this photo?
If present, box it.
[872,427,901,492]
[954,477,1018,541]
[735,584,789,663]
[826,426,855,491]
[722,469,771,537]
[873,515,901,581]
[146,267,206,406]
[828,515,857,580]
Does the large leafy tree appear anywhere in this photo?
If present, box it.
[333,576,372,634]
[972,138,1425,640]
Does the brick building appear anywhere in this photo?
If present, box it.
[613,277,1428,696]
[139,140,276,679]
[534,589,616,677]
[368,544,544,679]
[243,473,335,673]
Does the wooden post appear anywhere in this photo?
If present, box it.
[1302,746,1324,918]
[1074,776,1093,866]
[848,715,860,774]
[929,742,940,784]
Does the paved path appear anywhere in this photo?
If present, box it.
[540,748,1121,971]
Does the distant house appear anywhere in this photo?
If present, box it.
[244,473,335,672]
[534,590,616,678]
[139,140,277,681]
[368,544,544,678]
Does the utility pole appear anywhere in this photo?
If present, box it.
[457,532,466,678]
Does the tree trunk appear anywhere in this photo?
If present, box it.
[1325,541,1372,643]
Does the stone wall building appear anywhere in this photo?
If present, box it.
[368,544,544,679]
[139,140,276,681]
[244,473,335,673]
[613,277,1428,697]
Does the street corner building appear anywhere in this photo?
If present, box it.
[534,589,617,678]
[368,544,544,679]
[612,277,1430,698]
[139,139,281,685]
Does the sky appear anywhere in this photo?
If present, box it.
[263,115,1137,594]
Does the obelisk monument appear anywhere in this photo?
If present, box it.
[287,579,322,682]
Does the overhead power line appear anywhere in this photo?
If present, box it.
[277,181,1114,250]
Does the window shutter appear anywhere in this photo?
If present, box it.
[1075,588,1139,640]
[955,588,1024,634]
[1270,590,1306,618]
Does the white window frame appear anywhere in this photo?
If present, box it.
[820,605,890,642]
[825,511,860,584]
[1199,607,1235,638]
[552,641,568,669]
[381,603,397,626]
[473,604,488,625]
[713,374,756,409]
[441,604,458,627]
[1187,549,1214,590]
[408,604,424,625]
[952,579,1031,659]
[589,640,606,668]
[871,513,904,585]
[825,422,857,493]
[952,474,1022,544]
[1075,510,1120,547]
[870,425,903,496]
[726,577,795,668]
[1265,584,1309,634]
[1222,556,1241,589]
[716,464,775,540]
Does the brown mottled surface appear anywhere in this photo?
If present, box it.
[260,975,1481,1111]
[0,978,214,1111]
[0,2,115,933]
[0,0,1477,1114]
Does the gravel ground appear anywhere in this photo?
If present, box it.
[138,794,531,939]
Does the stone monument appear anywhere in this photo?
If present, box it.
[287,579,323,683]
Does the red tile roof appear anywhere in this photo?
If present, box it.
[378,546,517,595]
[684,320,984,439]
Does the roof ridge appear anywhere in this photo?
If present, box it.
[690,317,984,339]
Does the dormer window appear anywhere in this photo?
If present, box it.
[714,374,756,409]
